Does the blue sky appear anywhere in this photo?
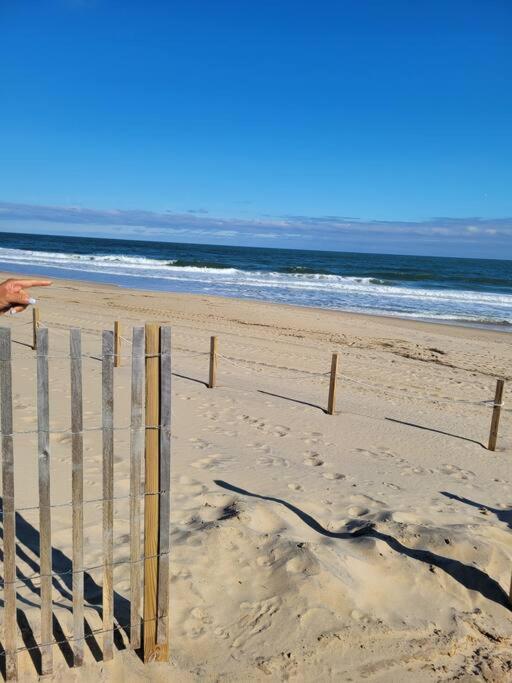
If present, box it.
[1,0,511,258]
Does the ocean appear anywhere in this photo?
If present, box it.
[0,231,510,330]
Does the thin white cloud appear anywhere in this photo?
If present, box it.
[0,201,510,250]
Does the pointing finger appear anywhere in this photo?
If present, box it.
[10,279,52,289]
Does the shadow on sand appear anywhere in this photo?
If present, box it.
[257,389,326,413]
[215,480,510,610]
[441,491,512,530]
[385,417,485,448]
[0,501,133,678]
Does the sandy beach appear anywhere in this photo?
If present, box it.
[2,271,512,682]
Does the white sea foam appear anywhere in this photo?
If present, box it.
[0,246,510,326]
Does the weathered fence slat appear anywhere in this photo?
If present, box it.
[143,323,160,661]
[70,328,85,666]
[130,327,145,650]
[102,330,114,660]
[114,320,121,368]
[37,327,53,676]
[156,326,171,656]
[0,328,18,680]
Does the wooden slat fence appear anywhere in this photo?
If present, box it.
[0,325,172,679]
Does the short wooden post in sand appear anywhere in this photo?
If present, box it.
[114,320,122,367]
[488,379,505,451]
[32,306,40,350]
[209,336,218,388]
[327,353,339,415]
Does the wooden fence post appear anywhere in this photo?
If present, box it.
[488,379,505,451]
[32,305,40,350]
[327,353,338,415]
[114,321,121,368]
[37,327,53,676]
[208,336,217,388]
[0,328,18,681]
[143,323,162,662]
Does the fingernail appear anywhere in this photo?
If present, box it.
[28,298,37,305]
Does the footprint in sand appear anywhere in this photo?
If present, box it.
[288,483,303,491]
[231,597,281,648]
[347,505,369,516]
[400,464,427,476]
[302,431,324,445]
[247,441,271,454]
[13,401,29,410]
[382,482,402,490]
[191,454,229,470]
[322,472,345,480]
[177,475,208,496]
[182,618,205,639]
[55,433,73,445]
[438,463,475,480]
[257,455,290,468]
[189,437,211,450]
[304,457,324,467]
[303,451,324,467]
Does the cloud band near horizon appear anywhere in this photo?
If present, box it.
[0,201,510,257]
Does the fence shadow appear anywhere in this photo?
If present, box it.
[11,339,33,350]
[0,500,132,678]
[214,480,510,610]
[441,491,512,530]
[257,389,326,413]
[385,417,486,448]
[173,371,209,388]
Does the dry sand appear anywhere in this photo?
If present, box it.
[2,272,512,682]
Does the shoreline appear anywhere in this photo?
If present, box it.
[0,268,510,340]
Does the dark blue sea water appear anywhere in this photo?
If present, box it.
[0,231,510,329]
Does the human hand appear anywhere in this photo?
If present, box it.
[0,278,52,315]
